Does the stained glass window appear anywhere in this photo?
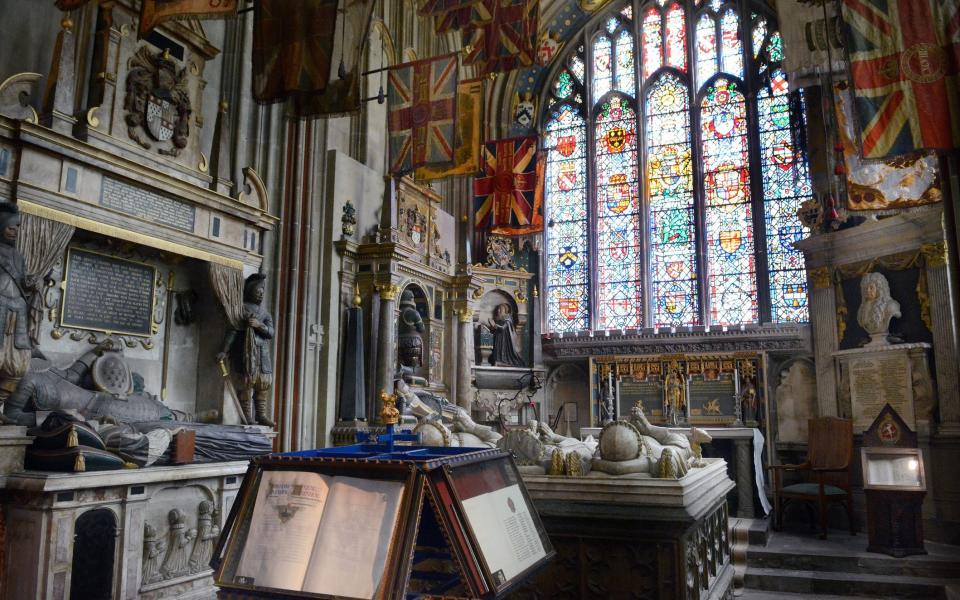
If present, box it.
[593,35,613,100]
[595,95,642,330]
[720,10,743,78]
[665,4,687,72]
[701,78,756,325]
[646,74,698,326]
[543,0,812,332]
[545,104,589,333]
[696,14,717,88]
[616,30,636,95]
[642,7,663,81]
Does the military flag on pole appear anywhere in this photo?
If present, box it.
[461,0,538,75]
[474,136,543,235]
[415,78,484,181]
[387,53,459,174]
[254,0,376,117]
[139,0,238,37]
[841,0,960,158]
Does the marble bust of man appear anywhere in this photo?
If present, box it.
[857,272,901,346]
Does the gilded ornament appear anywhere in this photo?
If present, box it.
[378,284,401,301]
[514,289,527,304]
[471,287,484,299]
[380,391,400,426]
[920,242,948,267]
[455,307,474,323]
[810,266,832,289]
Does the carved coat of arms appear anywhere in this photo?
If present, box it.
[124,47,192,157]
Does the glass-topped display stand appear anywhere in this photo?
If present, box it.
[213,409,554,600]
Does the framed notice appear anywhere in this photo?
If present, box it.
[440,455,554,594]
[862,447,926,491]
[60,247,158,337]
[688,372,738,425]
[618,376,663,422]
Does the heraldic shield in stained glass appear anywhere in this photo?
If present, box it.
[543,0,813,333]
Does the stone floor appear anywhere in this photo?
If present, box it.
[737,523,960,599]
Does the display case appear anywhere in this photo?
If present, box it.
[212,445,554,599]
[861,447,926,491]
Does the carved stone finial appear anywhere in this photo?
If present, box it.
[380,390,400,425]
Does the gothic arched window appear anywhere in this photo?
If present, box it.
[543,0,811,333]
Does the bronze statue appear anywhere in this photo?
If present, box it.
[217,273,275,427]
[0,203,34,424]
[397,289,424,369]
[487,303,524,367]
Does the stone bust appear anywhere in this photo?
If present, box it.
[856,272,900,345]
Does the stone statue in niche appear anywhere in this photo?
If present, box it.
[0,204,35,424]
[397,290,425,370]
[162,508,196,579]
[188,501,220,573]
[591,403,712,479]
[217,273,276,427]
[663,362,686,425]
[142,523,167,585]
[488,303,524,367]
[856,272,901,346]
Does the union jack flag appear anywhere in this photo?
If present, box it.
[474,137,543,235]
[387,54,458,175]
[842,0,960,158]
[462,0,538,75]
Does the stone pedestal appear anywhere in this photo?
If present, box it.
[512,459,735,600]
[0,426,32,476]
[1,461,247,600]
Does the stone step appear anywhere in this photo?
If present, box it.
[738,591,879,600]
[747,545,960,579]
[743,566,951,599]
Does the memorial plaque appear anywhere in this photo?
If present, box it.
[61,248,157,336]
[688,372,738,424]
[618,377,663,422]
[100,177,196,233]
[849,351,915,432]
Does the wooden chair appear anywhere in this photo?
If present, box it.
[769,417,856,539]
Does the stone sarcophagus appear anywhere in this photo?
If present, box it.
[2,461,246,600]
[511,459,734,600]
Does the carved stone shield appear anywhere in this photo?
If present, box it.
[146,94,176,142]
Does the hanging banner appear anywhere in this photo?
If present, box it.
[841,0,960,158]
[387,53,459,174]
[474,137,543,235]
[462,0,538,75]
[415,78,484,181]
[139,0,238,37]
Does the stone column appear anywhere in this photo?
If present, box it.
[808,266,839,416]
[734,438,755,519]
[455,307,474,412]
[922,243,960,433]
[375,284,400,416]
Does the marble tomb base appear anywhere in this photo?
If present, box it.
[511,458,735,600]
[1,461,248,600]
